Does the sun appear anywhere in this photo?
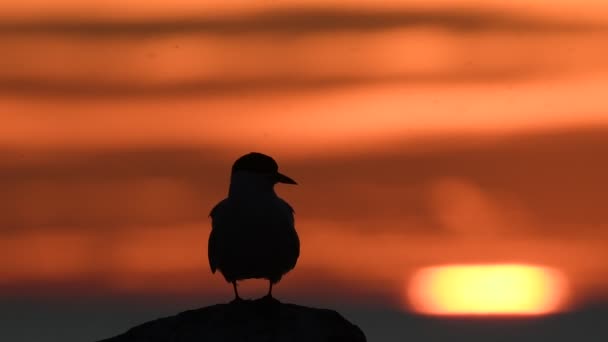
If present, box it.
[407,264,568,315]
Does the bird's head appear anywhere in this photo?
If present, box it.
[231,152,297,186]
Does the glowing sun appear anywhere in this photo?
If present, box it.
[407,264,568,315]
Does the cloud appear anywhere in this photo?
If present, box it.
[2,8,606,98]
[0,126,606,235]
[0,69,546,98]
[427,177,532,235]
[1,8,604,36]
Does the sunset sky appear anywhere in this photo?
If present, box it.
[1,0,608,341]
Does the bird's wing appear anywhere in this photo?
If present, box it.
[277,197,299,268]
[209,199,227,218]
[208,199,228,273]
[278,198,295,224]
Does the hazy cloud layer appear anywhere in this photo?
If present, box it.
[1,8,607,98]
[1,8,604,36]
[2,126,606,235]
[0,70,549,98]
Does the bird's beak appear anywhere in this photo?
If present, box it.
[276,172,297,185]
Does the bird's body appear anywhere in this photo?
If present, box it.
[208,153,299,299]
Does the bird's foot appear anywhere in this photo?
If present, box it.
[231,297,244,305]
[260,293,279,305]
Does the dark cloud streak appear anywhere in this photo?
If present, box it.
[0,68,549,98]
[0,8,604,36]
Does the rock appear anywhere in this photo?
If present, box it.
[98,296,366,342]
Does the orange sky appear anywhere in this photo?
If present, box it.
[4,0,608,20]
[1,1,607,312]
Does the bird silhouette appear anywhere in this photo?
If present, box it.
[208,152,299,300]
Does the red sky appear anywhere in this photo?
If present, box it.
[1,0,607,312]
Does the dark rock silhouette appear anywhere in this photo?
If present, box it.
[98,297,366,342]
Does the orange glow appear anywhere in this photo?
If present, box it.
[408,264,568,315]
[3,225,599,305]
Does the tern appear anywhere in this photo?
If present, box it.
[208,152,299,300]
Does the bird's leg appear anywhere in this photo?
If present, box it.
[232,281,242,301]
[267,281,273,298]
